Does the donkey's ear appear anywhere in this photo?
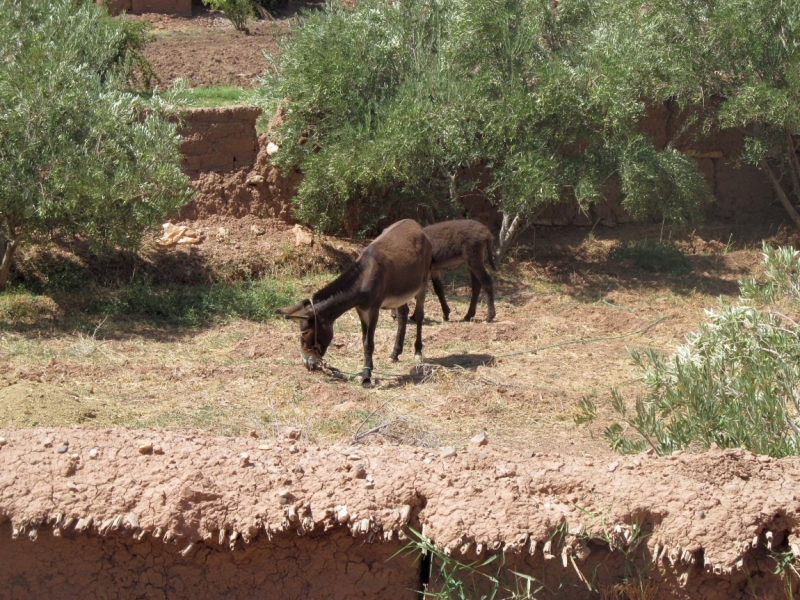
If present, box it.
[275,300,313,320]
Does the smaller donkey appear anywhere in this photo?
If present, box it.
[426,219,496,322]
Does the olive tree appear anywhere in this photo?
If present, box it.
[0,0,193,291]
[257,0,709,257]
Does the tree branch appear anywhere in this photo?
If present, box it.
[786,130,800,205]
[760,159,800,231]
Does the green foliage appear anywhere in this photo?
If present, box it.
[202,0,253,31]
[610,240,692,275]
[400,528,545,599]
[0,0,193,290]
[257,0,710,237]
[602,0,800,226]
[578,243,800,457]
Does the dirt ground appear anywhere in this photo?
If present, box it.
[131,2,323,88]
[1,216,792,458]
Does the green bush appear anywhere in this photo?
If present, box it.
[256,0,709,244]
[610,239,692,275]
[0,0,193,291]
[202,0,253,31]
[578,244,800,457]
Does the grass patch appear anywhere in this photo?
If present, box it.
[178,85,249,107]
[610,239,692,275]
[1,279,298,328]
[137,85,249,108]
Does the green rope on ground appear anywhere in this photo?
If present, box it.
[320,316,669,382]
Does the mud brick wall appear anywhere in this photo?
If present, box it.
[0,428,798,599]
[103,0,192,16]
[132,0,192,17]
[465,102,783,229]
[175,106,298,221]
[179,106,263,179]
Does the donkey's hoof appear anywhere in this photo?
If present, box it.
[442,314,450,322]
[414,354,423,363]
[462,315,474,322]
[361,377,372,387]
[388,356,399,363]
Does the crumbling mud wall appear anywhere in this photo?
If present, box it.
[177,106,298,222]
[0,429,798,599]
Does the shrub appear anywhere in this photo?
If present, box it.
[202,0,253,31]
[0,0,193,292]
[578,244,800,458]
[257,0,709,253]
[610,240,692,275]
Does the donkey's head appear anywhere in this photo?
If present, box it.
[275,300,334,370]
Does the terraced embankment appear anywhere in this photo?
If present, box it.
[0,428,798,599]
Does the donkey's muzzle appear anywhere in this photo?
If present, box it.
[301,350,323,371]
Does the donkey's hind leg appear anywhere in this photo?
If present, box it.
[389,304,409,362]
[463,272,482,321]
[411,289,425,360]
[464,246,495,321]
[475,263,495,321]
[430,269,451,321]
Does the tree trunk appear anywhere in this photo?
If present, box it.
[0,228,22,293]
[785,131,800,205]
[496,212,528,263]
[495,205,551,262]
[760,159,800,232]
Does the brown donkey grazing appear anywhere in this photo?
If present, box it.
[394,219,496,322]
[276,219,432,385]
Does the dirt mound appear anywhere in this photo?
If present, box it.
[0,428,797,598]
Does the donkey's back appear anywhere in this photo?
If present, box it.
[359,219,432,309]
[425,219,496,271]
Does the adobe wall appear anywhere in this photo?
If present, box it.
[513,102,781,228]
[0,428,798,599]
[179,107,263,178]
[103,0,192,16]
[176,106,298,222]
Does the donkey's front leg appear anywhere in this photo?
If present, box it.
[390,304,409,362]
[411,290,425,360]
[358,307,380,385]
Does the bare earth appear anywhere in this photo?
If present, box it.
[130,4,323,88]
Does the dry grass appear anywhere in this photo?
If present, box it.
[0,219,790,455]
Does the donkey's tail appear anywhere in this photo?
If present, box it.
[486,239,497,271]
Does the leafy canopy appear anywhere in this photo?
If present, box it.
[257,0,709,236]
[0,0,193,288]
